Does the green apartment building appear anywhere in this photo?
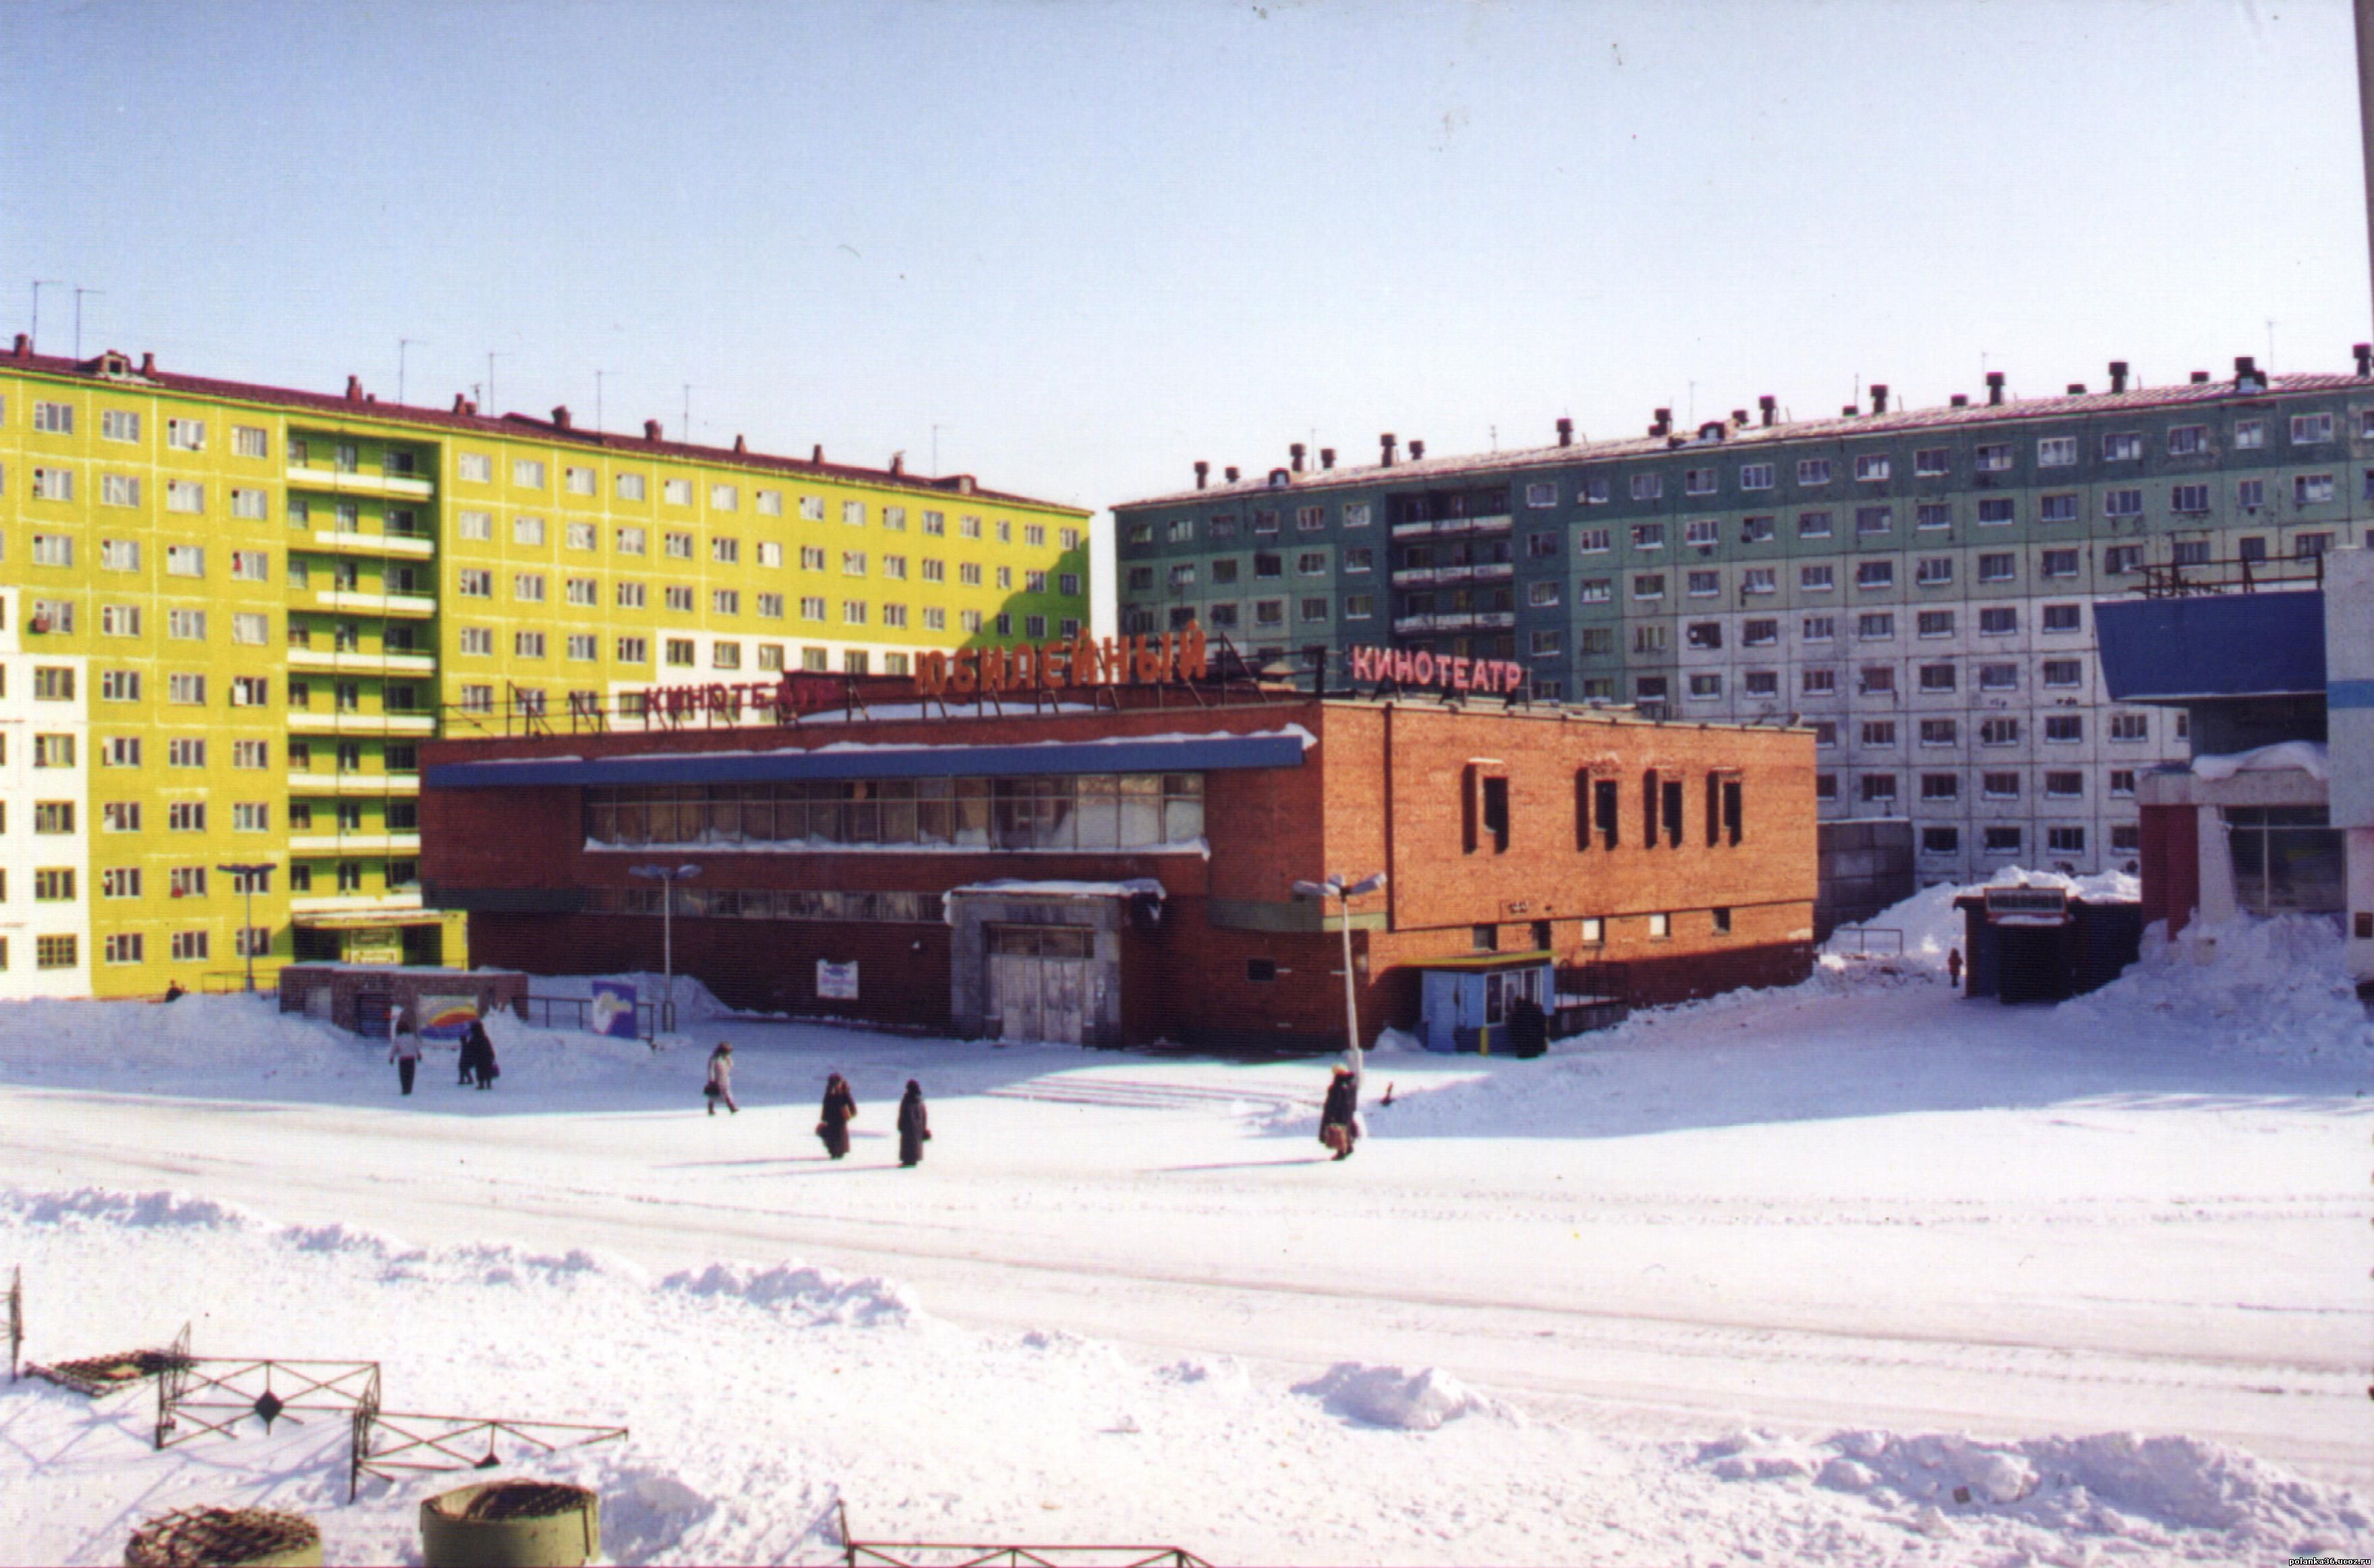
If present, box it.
[1114,353,2371,885]
[0,339,1089,997]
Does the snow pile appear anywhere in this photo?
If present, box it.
[662,1261,919,1327]
[1698,1427,2370,1561]
[2193,739,2329,782]
[0,1186,258,1231]
[2061,912,2369,1057]
[1294,1362,1500,1430]
[1825,867,2144,973]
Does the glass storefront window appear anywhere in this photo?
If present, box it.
[2225,805,2343,914]
[582,772,1204,852]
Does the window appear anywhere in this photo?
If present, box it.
[616,635,648,664]
[663,585,695,612]
[101,473,140,507]
[1579,578,1612,604]
[1739,462,1774,490]
[453,452,493,484]
[1687,569,1720,597]
[1743,670,1778,697]
[457,569,492,598]
[233,739,269,769]
[1740,515,1776,544]
[1801,615,1836,642]
[663,531,695,560]
[2170,483,2210,514]
[1853,454,1890,482]
[1977,554,2016,585]
[1921,826,1961,854]
[713,588,742,616]
[1862,720,1898,746]
[1742,618,1778,647]
[458,626,493,655]
[2290,413,2335,444]
[1629,473,1662,501]
[1684,519,1718,548]
[2167,424,2207,456]
[30,467,73,502]
[1987,496,2027,525]
[1801,668,1837,695]
[1632,522,1666,548]
[2104,488,2143,518]
[2042,604,2081,633]
[2234,418,2265,450]
[1797,511,1833,538]
[1859,774,1898,804]
[2294,474,2336,506]
[2044,771,2085,799]
[515,631,547,658]
[513,572,547,602]
[100,665,140,697]
[2039,548,2080,578]
[1577,527,1611,552]
[1858,612,1895,640]
[1979,718,2021,749]
[2037,436,2076,467]
[1920,774,1960,801]
[1974,443,2012,472]
[1632,573,1664,600]
[1528,580,1561,607]
[1797,458,1832,486]
[1741,567,1776,595]
[1799,564,1835,591]
[31,533,71,567]
[1916,502,1951,531]
[167,674,206,705]
[2042,661,2083,691]
[1917,663,1956,693]
[2104,544,2144,575]
[1920,718,1958,745]
[36,936,76,971]
[1858,665,1895,695]
[1914,447,1950,477]
[1814,774,1838,802]
[167,801,206,832]
[1683,467,1716,496]
[231,612,268,645]
[2044,714,2085,742]
[1855,560,1894,589]
[1688,672,1722,698]
[1915,557,1953,586]
[2101,432,2143,462]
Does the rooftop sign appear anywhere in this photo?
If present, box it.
[914,626,1208,697]
[1347,645,1526,696]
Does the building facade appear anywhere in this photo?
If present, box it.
[419,687,1817,1047]
[1112,353,2374,887]
[0,339,1089,997]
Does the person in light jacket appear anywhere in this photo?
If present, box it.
[388,1014,422,1097]
[896,1080,931,1167]
[704,1041,739,1115]
[817,1073,857,1159]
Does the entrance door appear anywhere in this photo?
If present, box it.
[987,925,1095,1044]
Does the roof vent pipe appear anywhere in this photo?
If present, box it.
[1985,372,2006,406]
[345,375,364,402]
[1224,465,1240,483]
[1949,393,1969,407]
[1731,409,1748,429]
[644,419,663,439]
[10,333,26,357]
[888,451,902,474]
[453,395,471,414]
[1319,447,1335,470]
[1870,384,1888,414]
[1758,395,1777,428]
[2356,343,2372,377]
[1409,439,1424,461]
[2066,384,2086,395]
[2234,355,2262,390]
[139,352,155,376]
[1194,461,1209,490]
[1651,407,1671,438]
[1379,433,1397,467]
[732,434,747,454]
[2190,370,2210,384]
[812,444,825,463]
[551,405,571,430]
[2108,360,2129,393]
[1841,405,1858,417]
[1290,442,1306,473]
[1556,417,1573,447]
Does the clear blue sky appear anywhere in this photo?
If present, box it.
[4,0,2364,625]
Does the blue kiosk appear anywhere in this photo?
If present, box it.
[1415,950,1555,1054]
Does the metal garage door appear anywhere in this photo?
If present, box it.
[987,925,1094,1044]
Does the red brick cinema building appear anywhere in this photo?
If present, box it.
[420,678,1818,1051]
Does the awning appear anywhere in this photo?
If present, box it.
[426,731,1308,790]
[294,910,449,931]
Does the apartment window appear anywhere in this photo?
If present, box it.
[100,407,141,442]
[1920,718,1959,745]
[1855,560,1894,589]
[1862,720,1898,747]
[31,466,73,502]
[2167,424,2207,456]
[662,637,696,667]
[2171,483,2210,514]
[757,592,785,618]
[1687,570,1720,597]
[1801,668,1837,695]
[2042,661,2083,691]
[1797,511,1833,538]
[1576,527,1611,553]
[2039,548,2080,578]
[713,641,743,670]
[2044,714,2085,743]
[2109,770,2138,797]
[167,802,206,832]
[2294,474,2336,506]
[513,572,546,602]
[1858,666,1895,695]
[1920,774,1961,802]
[231,612,268,646]
[712,589,742,616]
[2043,771,2085,800]
[1687,672,1722,699]
[167,674,206,705]
[2236,479,2267,509]
[101,473,141,507]
[1814,774,1838,803]
[1979,716,2021,749]
[1632,522,1666,548]
[1740,515,1776,543]
[2101,432,2143,462]
[1801,615,1836,642]
[2290,413,2335,444]
[1686,620,1723,649]
[1797,458,1832,486]
[1912,447,1950,477]
[1684,519,1719,548]
[1629,473,1662,501]
[616,635,648,664]
[1853,454,1890,482]
[515,631,547,658]
[32,534,71,567]
[1579,578,1612,604]
[456,452,493,484]
[801,596,828,621]
[2042,604,2081,633]
[1915,557,1953,587]
[1976,554,2015,585]
[1973,443,2012,472]
[1632,573,1664,600]
[1857,612,1895,640]
[2045,825,2087,855]
[233,740,269,770]
[1987,496,2027,525]
[1739,463,1774,490]
[2104,489,2143,518]
[1921,826,1961,855]
[1682,467,1715,497]
[1743,670,1779,697]
[1740,567,1776,596]
[1859,774,1898,805]
[36,936,77,971]
[2037,436,2076,466]
[664,585,695,613]
[1916,502,1951,531]
[1917,663,1956,693]
[458,626,493,655]
[1799,564,1835,591]
[1742,618,1779,647]
[2103,544,2144,575]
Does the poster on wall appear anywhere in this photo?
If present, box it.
[589,981,640,1039]
[347,929,403,966]
[415,996,480,1042]
[816,961,860,1001]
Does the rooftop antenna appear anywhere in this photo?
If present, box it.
[594,370,610,434]
[931,423,944,473]
[2265,318,2278,373]
[74,287,103,359]
[1489,424,1498,452]
[397,338,425,407]
[682,384,693,444]
[486,352,507,417]
[28,280,63,353]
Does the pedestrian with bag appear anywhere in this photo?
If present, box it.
[817,1072,857,1159]
[896,1080,931,1167]
[704,1041,739,1115]
[1319,1065,1360,1160]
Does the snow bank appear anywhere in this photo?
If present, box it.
[2193,739,2329,782]
[1294,1362,1501,1430]
[1699,1426,2371,1559]
[0,1186,258,1231]
[1825,866,2143,972]
[662,1261,919,1327]
[2061,912,2370,1058]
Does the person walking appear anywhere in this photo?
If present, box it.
[457,1016,481,1087]
[459,1018,500,1091]
[704,1041,739,1115]
[817,1073,857,1159]
[388,1014,422,1097]
[896,1080,931,1167]
[1319,1065,1360,1160]
[1508,993,1548,1059]
[1946,947,1965,990]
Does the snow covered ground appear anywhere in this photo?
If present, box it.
[0,906,2367,1565]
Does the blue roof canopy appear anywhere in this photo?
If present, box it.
[2094,592,2326,703]
[426,732,1307,790]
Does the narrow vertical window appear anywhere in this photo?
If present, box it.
[1661,778,1684,848]
[1594,780,1619,850]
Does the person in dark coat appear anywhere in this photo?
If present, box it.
[1946,948,1965,989]
[1507,995,1548,1059]
[459,1018,499,1091]
[1319,1066,1359,1160]
[817,1073,857,1159]
[457,1018,482,1086]
[896,1080,931,1167]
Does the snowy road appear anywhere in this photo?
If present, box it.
[4,977,2365,1491]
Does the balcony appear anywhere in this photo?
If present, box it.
[1392,614,1435,634]
[287,772,423,796]
[314,589,437,618]
[1430,611,1477,631]
[287,465,435,500]
[1389,567,1437,586]
[312,529,434,559]
[289,891,426,915]
[287,832,423,855]
[287,647,438,676]
[1473,561,1515,581]
[287,710,439,736]
[1389,513,1513,541]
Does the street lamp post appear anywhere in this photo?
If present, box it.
[216,863,277,992]
[1292,872,1387,1070]
[627,863,701,1033]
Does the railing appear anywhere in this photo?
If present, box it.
[1829,925,1906,957]
[839,1504,1211,1568]
[350,1405,627,1502]
[200,969,281,997]
[2135,552,2329,598]
[516,994,668,1039]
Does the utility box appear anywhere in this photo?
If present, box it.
[1952,887,2143,1004]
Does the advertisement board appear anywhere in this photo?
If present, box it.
[415,995,480,1042]
[589,980,640,1039]
[816,961,860,1001]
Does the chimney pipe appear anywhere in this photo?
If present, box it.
[11,333,26,357]
[1949,393,1969,408]
[1408,439,1424,461]
[453,395,471,414]
[1194,461,1209,490]
[2356,343,2372,377]
[1651,407,1671,437]
[2108,359,2129,393]
[2066,384,2086,395]
[1985,372,2006,407]
[1319,447,1335,469]
[889,452,902,474]
[551,405,571,430]
[1290,442,1306,473]
[2234,355,2259,389]
[345,375,364,402]
[1224,465,1240,484]
[1379,433,1397,467]
[732,434,747,453]
[1555,417,1573,447]
[1758,395,1777,428]
[812,444,825,463]
[643,419,662,439]
[1841,405,1857,417]
[1731,409,1748,429]
[139,351,155,376]
[2190,370,2210,384]
[1870,384,1888,414]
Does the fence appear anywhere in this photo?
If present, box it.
[839,1503,1210,1568]
[517,994,669,1039]
[1829,925,1906,957]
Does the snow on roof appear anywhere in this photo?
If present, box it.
[2190,740,2330,782]
[946,878,1167,900]
[1116,372,2371,510]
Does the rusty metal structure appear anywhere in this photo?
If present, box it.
[349,1401,627,1502]
[837,1503,1211,1568]
[154,1337,384,1451]
[123,1505,320,1568]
